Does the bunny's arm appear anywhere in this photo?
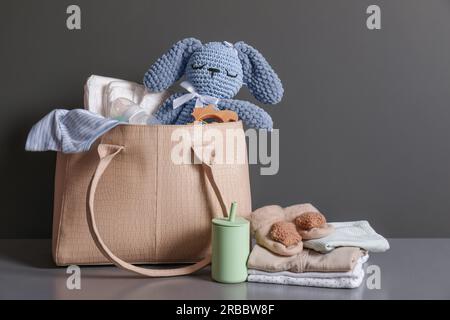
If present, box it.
[218,99,273,130]
[154,92,186,124]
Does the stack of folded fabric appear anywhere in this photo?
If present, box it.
[247,204,389,289]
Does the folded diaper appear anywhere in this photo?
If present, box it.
[84,75,170,117]
[250,204,333,256]
[247,254,369,289]
[247,244,363,273]
[25,109,120,153]
[303,221,390,253]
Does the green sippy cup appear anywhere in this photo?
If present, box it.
[211,202,250,283]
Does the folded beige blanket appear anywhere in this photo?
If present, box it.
[251,204,333,256]
[247,244,363,273]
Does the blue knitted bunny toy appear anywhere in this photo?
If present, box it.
[144,38,283,130]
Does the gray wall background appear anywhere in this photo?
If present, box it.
[2,0,450,238]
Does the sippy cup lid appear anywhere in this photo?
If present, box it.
[212,201,249,227]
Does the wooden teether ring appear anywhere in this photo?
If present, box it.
[191,105,239,123]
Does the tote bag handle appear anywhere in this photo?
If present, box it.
[86,143,228,277]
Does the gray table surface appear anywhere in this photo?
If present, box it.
[0,239,449,300]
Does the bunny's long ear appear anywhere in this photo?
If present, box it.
[144,38,202,92]
[234,42,283,104]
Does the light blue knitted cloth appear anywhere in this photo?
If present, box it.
[144,38,283,130]
[303,221,390,253]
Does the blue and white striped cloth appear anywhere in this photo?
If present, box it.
[25,109,120,153]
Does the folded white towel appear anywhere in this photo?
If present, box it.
[303,221,390,253]
[84,75,169,117]
[247,255,368,289]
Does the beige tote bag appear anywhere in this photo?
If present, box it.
[52,121,252,276]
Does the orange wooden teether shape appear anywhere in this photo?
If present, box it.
[191,105,239,123]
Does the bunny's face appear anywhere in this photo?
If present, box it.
[185,42,243,99]
[144,38,283,104]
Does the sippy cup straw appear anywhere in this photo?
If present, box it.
[229,201,237,222]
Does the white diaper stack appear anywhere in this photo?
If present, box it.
[83,75,170,122]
